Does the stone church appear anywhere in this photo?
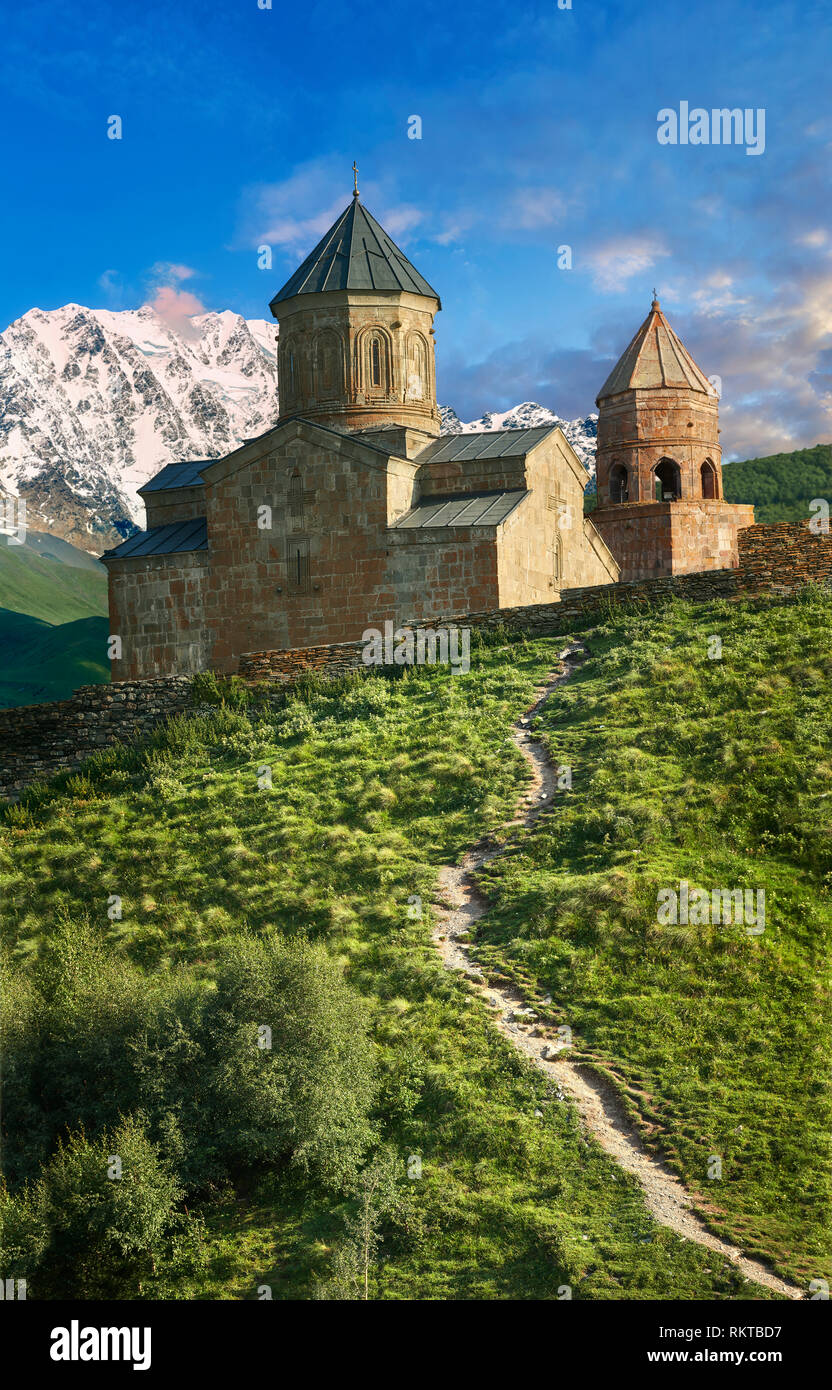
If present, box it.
[103,185,752,679]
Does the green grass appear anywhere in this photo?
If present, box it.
[470,588,832,1287]
[0,536,109,706]
[0,538,107,624]
[0,635,782,1300]
[0,610,110,707]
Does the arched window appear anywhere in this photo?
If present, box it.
[406,334,427,400]
[371,338,381,387]
[553,537,563,586]
[609,463,629,504]
[654,457,681,501]
[701,459,717,499]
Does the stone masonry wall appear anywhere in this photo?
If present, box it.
[592,500,755,581]
[7,523,830,800]
[0,678,194,798]
[238,523,832,678]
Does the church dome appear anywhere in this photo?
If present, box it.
[269,176,441,437]
[270,196,441,309]
[596,296,716,403]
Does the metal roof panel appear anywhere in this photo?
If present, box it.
[103,517,208,560]
[140,461,211,493]
[416,426,556,465]
[271,198,440,306]
[393,489,528,529]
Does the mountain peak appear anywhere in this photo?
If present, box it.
[0,304,597,555]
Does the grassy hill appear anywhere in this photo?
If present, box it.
[0,533,107,624]
[722,442,832,523]
[0,610,110,707]
[0,532,109,706]
[1,588,828,1299]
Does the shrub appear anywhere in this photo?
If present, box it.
[1,923,376,1198]
[198,934,376,1189]
[1,1117,197,1299]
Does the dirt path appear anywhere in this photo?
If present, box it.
[432,642,804,1301]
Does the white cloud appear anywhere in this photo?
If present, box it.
[585,235,670,293]
[502,187,566,230]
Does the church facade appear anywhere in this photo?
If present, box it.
[103,188,752,680]
[103,188,620,679]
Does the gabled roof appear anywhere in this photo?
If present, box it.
[394,489,528,529]
[596,297,716,402]
[415,425,557,464]
[270,197,440,307]
[102,517,207,561]
[139,460,211,493]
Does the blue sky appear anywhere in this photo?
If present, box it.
[2,0,831,457]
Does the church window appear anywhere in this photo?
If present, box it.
[609,463,629,504]
[654,457,681,501]
[407,334,427,399]
[371,337,381,387]
[286,537,310,593]
[701,459,717,499]
[289,471,304,527]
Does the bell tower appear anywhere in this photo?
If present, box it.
[591,296,753,578]
[269,169,441,439]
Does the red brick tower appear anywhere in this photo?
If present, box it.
[590,296,753,579]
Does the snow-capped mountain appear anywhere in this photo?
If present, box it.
[440,402,597,476]
[0,304,278,551]
[0,302,596,555]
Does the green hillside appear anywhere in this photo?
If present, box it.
[0,534,107,624]
[0,532,109,707]
[0,610,110,707]
[1,588,828,1300]
[721,442,832,523]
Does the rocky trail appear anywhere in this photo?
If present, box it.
[432,642,804,1301]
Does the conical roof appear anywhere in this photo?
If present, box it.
[596,298,715,403]
[270,196,441,309]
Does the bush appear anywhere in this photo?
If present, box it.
[1,924,376,1198]
[199,934,376,1188]
[1,1117,197,1299]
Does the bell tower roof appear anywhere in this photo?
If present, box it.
[596,296,715,403]
[270,195,441,311]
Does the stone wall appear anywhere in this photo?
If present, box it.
[735,520,832,591]
[106,549,210,681]
[0,678,193,798]
[238,522,832,679]
[238,566,745,680]
[8,522,830,800]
